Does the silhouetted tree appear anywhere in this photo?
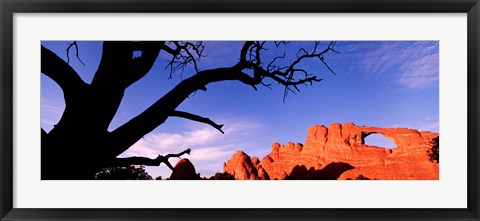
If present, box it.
[41,41,337,179]
[428,136,439,163]
[95,165,153,180]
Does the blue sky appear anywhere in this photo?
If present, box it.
[41,41,439,178]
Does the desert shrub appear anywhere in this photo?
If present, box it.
[206,172,235,180]
[95,165,153,180]
[427,137,439,163]
[355,174,370,180]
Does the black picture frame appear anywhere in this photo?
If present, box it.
[1,0,479,220]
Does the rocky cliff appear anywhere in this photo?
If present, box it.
[223,122,439,180]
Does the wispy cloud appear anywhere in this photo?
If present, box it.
[388,115,439,132]
[419,122,439,132]
[40,98,65,132]
[187,146,235,161]
[387,123,414,129]
[199,41,244,67]
[119,119,265,177]
[337,41,439,90]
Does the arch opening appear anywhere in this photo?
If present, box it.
[363,133,397,149]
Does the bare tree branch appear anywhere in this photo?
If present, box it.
[242,41,337,101]
[274,41,289,47]
[126,41,163,86]
[239,41,254,65]
[170,110,224,134]
[91,41,164,89]
[66,41,85,65]
[162,41,205,78]
[109,67,260,155]
[42,40,340,179]
[41,128,48,142]
[267,52,286,71]
[111,148,191,171]
[109,41,337,155]
[41,45,87,95]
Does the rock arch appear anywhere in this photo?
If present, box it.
[362,132,398,148]
[224,122,439,180]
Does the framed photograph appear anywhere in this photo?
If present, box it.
[1,0,479,220]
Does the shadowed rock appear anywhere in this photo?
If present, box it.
[286,162,354,180]
[169,159,199,180]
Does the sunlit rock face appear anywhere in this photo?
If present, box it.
[223,151,267,180]
[223,122,439,180]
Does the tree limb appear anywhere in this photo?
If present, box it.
[66,41,85,65]
[239,41,254,65]
[109,67,259,155]
[91,41,164,89]
[111,148,191,171]
[109,41,337,155]
[241,41,336,101]
[162,41,205,78]
[41,128,48,143]
[127,41,163,86]
[41,45,87,95]
[170,110,224,134]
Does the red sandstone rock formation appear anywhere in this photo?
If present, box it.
[223,122,439,180]
[169,158,199,180]
[223,151,270,180]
